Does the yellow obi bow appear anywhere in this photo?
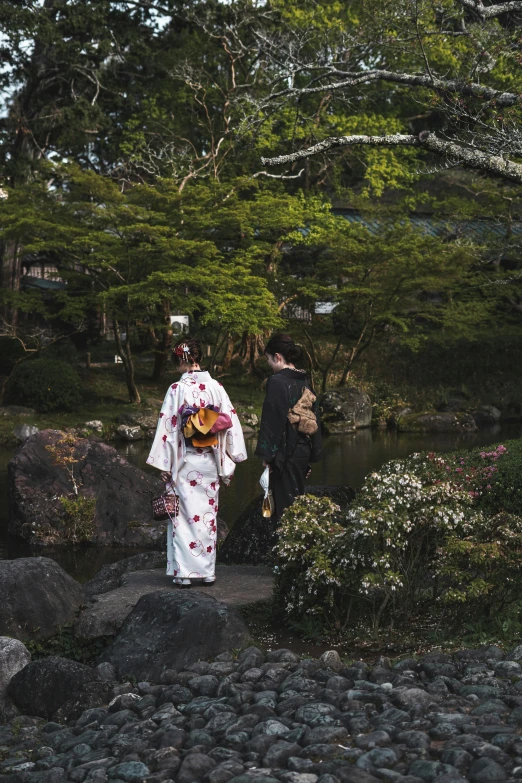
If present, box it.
[183,407,220,447]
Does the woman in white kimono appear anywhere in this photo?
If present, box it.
[147,336,247,586]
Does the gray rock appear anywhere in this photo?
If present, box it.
[440,748,473,772]
[395,730,430,750]
[13,424,39,442]
[393,688,439,710]
[84,421,104,433]
[83,553,167,600]
[0,557,84,641]
[95,662,116,682]
[101,590,251,680]
[356,747,398,771]
[494,661,521,677]
[468,757,508,782]
[263,741,302,768]
[355,732,392,751]
[117,411,158,432]
[177,752,217,783]
[227,776,280,783]
[108,762,150,781]
[189,676,219,697]
[397,411,477,433]
[8,656,99,719]
[116,425,143,441]
[8,429,164,547]
[0,637,30,720]
[302,726,348,746]
[509,645,522,662]
[408,760,461,781]
[205,761,245,783]
[319,651,343,672]
[0,405,36,417]
[320,387,372,431]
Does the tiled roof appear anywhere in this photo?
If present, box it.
[333,209,522,241]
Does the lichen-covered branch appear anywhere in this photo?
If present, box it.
[265,70,521,108]
[456,0,522,18]
[261,133,522,186]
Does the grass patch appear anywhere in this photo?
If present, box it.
[26,623,113,666]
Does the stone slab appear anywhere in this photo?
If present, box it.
[74,564,273,639]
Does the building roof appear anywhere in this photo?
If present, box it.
[332,209,522,242]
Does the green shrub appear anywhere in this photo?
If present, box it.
[4,357,82,412]
[274,438,522,639]
[60,495,96,543]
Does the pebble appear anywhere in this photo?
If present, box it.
[5,647,522,782]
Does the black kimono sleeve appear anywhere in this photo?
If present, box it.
[255,375,289,464]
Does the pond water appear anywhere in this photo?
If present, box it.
[1,422,521,581]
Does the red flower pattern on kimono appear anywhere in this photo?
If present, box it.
[199,384,206,391]
[189,541,197,549]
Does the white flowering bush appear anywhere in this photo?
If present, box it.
[274,441,522,637]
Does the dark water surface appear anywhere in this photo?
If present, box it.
[1,423,521,581]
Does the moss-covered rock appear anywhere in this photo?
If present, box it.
[397,411,477,433]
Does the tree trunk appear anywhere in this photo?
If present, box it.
[210,326,223,372]
[338,326,373,387]
[1,240,23,324]
[222,334,235,370]
[321,335,343,393]
[113,318,141,404]
[152,320,173,382]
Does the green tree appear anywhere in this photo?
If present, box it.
[286,208,492,391]
[0,169,318,400]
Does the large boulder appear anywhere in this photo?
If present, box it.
[8,429,165,547]
[75,563,274,641]
[8,656,103,720]
[319,387,372,433]
[471,405,502,427]
[101,590,252,680]
[0,637,31,721]
[0,557,84,641]
[397,412,477,433]
[219,486,355,566]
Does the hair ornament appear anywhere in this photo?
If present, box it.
[174,343,190,358]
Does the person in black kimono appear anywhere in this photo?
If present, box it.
[255,333,322,520]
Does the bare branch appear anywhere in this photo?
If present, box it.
[252,168,305,180]
[264,69,521,108]
[261,132,522,186]
[456,0,522,18]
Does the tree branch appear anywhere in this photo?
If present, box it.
[264,69,520,108]
[456,0,522,18]
[261,132,522,186]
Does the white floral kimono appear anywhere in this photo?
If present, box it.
[147,370,247,579]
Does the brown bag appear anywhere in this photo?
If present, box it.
[288,387,318,436]
[152,489,179,521]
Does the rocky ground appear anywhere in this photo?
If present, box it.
[3,644,522,783]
